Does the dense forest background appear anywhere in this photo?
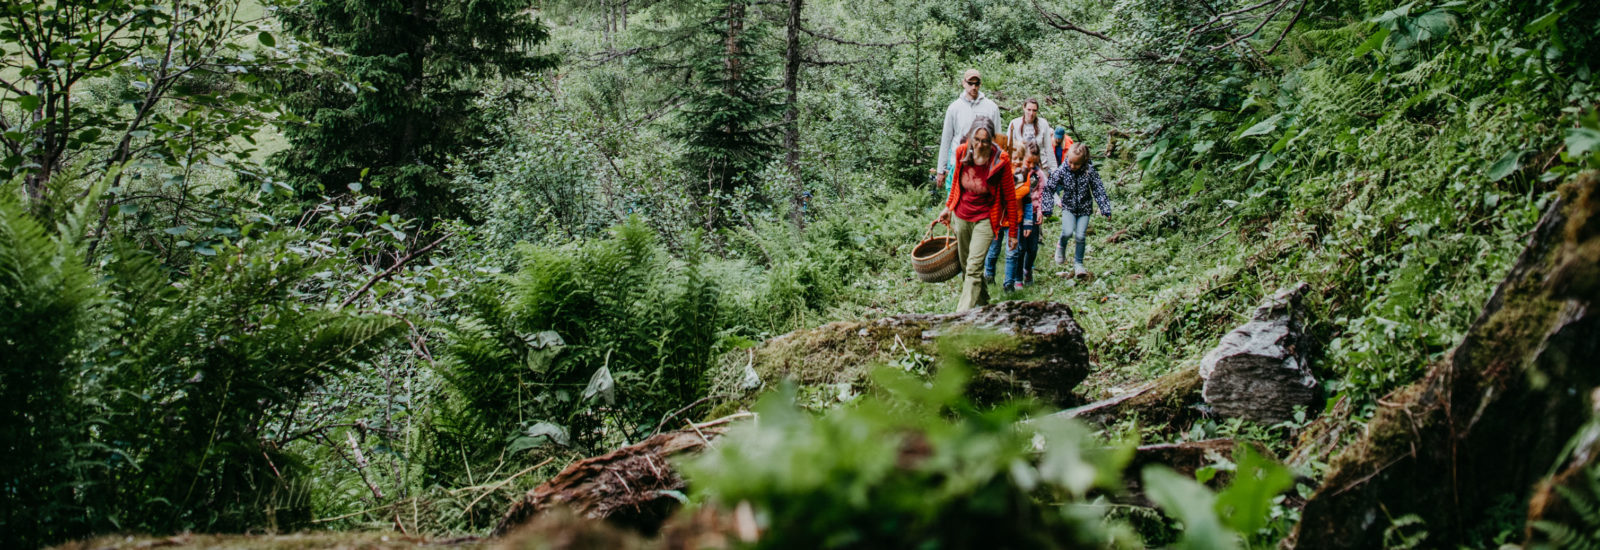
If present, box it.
[4,0,1599,547]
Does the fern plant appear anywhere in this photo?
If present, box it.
[429,218,726,488]
[2,175,407,543]
[89,236,404,534]
[1532,463,1600,550]
[0,179,103,546]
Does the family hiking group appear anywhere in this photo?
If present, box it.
[930,68,1113,312]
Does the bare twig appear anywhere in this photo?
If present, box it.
[1210,0,1293,51]
[652,395,718,436]
[1031,0,1116,42]
[800,27,907,48]
[1263,0,1309,56]
[347,431,384,499]
[692,411,757,430]
[685,418,717,449]
[311,504,392,524]
[802,57,869,67]
[339,234,449,308]
[457,458,555,518]
[581,43,667,68]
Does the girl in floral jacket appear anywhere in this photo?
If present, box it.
[1041,143,1112,278]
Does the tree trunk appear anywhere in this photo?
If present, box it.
[782,0,803,231]
[1288,175,1600,548]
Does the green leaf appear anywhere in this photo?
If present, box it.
[1486,150,1522,181]
[1259,151,1279,170]
[16,94,40,111]
[1412,10,1455,43]
[1143,466,1240,550]
[257,31,276,47]
[1270,127,1294,154]
[1352,27,1391,58]
[1237,114,1282,139]
[1232,153,1262,172]
[1214,446,1295,537]
[1566,128,1600,158]
[347,182,362,192]
[1524,8,1566,35]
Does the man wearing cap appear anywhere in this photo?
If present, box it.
[933,69,1001,198]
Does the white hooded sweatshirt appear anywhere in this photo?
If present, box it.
[936,91,1002,173]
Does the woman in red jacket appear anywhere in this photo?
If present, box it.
[935,116,1020,311]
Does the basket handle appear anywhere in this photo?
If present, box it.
[922,218,948,241]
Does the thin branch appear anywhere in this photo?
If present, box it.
[801,57,868,67]
[629,95,686,128]
[1210,0,1293,51]
[339,234,450,308]
[1188,0,1280,35]
[581,43,668,68]
[799,27,907,48]
[1263,0,1309,56]
[1031,0,1115,42]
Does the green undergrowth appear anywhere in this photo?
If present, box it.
[683,362,1300,549]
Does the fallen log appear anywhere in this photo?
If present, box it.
[1051,365,1203,428]
[1288,175,1600,548]
[493,416,745,537]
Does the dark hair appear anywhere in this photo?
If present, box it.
[1025,142,1041,157]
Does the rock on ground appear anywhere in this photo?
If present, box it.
[1288,175,1600,549]
[743,301,1094,406]
[1199,282,1318,424]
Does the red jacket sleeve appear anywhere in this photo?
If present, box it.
[945,143,967,211]
[997,154,1019,233]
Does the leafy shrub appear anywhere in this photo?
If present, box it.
[0,182,102,546]
[683,364,1141,549]
[682,357,1300,549]
[1,182,405,545]
[431,219,724,465]
[91,235,404,534]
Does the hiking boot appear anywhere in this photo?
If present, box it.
[1003,282,1015,293]
[1014,281,1026,291]
[1054,247,1066,265]
[1073,264,1089,279]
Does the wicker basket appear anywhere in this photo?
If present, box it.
[912,222,961,283]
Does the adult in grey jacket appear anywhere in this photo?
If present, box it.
[1007,98,1058,173]
[934,69,1001,195]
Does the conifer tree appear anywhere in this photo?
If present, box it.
[659,0,783,218]
[272,0,555,221]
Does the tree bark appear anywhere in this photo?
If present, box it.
[782,0,803,231]
[1288,175,1600,548]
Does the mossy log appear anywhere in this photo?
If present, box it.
[1288,176,1600,548]
[746,301,1093,406]
[1052,366,1203,428]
